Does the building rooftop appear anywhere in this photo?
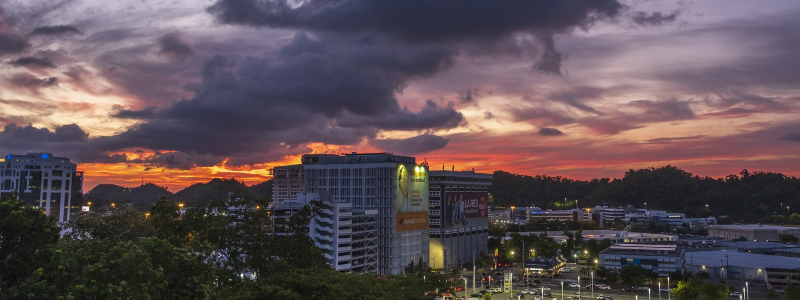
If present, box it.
[521,230,675,240]
[721,241,790,250]
[600,244,684,257]
[710,224,800,231]
[686,250,800,270]
[775,248,800,254]
[301,152,416,165]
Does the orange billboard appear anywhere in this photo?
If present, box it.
[397,211,429,232]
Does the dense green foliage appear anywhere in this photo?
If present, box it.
[779,233,800,244]
[491,166,800,222]
[782,285,800,300]
[671,279,728,300]
[0,191,447,299]
[619,265,657,286]
[0,194,60,292]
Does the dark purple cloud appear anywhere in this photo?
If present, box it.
[371,134,451,156]
[10,75,58,88]
[157,32,195,62]
[631,11,680,27]
[91,34,464,166]
[782,132,800,143]
[539,128,564,136]
[0,32,29,56]
[29,25,82,36]
[208,0,624,75]
[8,56,55,68]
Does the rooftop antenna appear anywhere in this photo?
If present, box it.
[141,175,144,186]
[452,165,454,171]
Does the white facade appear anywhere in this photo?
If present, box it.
[271,164,303,205]
[599,244,685,277]
[1,152,82,223]
[300,153,429,275]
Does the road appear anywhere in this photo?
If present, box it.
[458,263,771,300]
[457,264,672,300]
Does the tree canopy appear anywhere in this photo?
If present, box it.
[491,166,800,222]
[0,190,448,299]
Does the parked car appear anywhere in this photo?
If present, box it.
[542,286,552,291]
[491,287,503,294]
[597,295,613,300]
[568,292,582,299]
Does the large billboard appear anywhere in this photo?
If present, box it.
[396,164,429,232]
[443,191,488,228]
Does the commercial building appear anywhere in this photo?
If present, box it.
[427,170,491,271]
[708,224,800,241]
[1,152,83,223]
[684,250,800,283]
[520,230,676,244]
[591,206,716,230]
[293,153,429,275]
[488,208,509,225]
[599,244,685,277]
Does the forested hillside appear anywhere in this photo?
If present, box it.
[85,178,273,211]
[490,166,800,223]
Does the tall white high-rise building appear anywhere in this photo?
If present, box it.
[1,152,83,223]
[288,153,430,275]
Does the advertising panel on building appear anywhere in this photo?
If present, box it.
[442,190,488,229]
[396,164,429,231]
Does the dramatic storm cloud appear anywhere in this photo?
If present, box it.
[208,0,623,74]
[1,0,800,190]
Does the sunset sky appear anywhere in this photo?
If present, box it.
[1,0,799,192]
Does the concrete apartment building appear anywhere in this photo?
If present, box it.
[521,230,676,244]
[272,153,430,275]
[427,170,491,271]
[270,164,304,205]
[708,224,800,241]
[599,244,685,277]
[592,205,717,230]
[1,152,83,223]
[272,193,379,272]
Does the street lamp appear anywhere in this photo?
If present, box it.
[464,278,468,299]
